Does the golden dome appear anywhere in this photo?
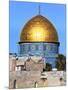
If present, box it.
[20,15,58,42]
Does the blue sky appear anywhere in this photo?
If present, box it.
[9,1,66,55]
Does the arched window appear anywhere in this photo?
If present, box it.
[47,45,50,51]
[34,82,38,88]
[13,80,17,89]
[43,44,46,50]
[28,44,31,51]
[19,44,23,54]
[23,44,25,51]
[35,45,38,50]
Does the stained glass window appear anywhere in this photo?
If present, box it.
[43,44,46,50]
[28,44,31,51]
[35,44,38,50]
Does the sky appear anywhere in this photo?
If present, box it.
[9,1,66,55]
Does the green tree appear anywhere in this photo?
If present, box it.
[55,54,66,71]
[43,63,52,71]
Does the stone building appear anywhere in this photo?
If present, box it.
[9,54,66,89]
[9,14,66,89]
[18,15,59,68]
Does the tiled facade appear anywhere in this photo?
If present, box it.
[19,42,59,67]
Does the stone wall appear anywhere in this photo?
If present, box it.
[9,71,66,89]
[9,55,66,89]
[9,57,16,71]
[26,59,44,71]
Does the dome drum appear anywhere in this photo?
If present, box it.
[18,41,60,46]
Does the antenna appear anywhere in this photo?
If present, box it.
[39,4,41,15]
